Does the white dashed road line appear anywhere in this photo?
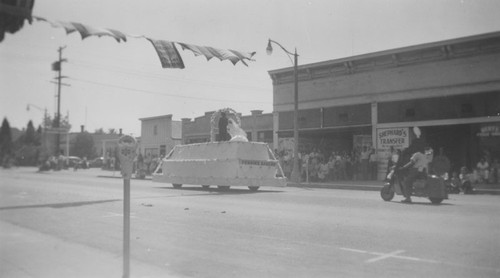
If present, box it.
[340,247,439,264]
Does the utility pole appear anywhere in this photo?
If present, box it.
[51,46,69,155]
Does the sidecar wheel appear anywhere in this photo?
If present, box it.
[429,197,443,204]
[380,184,395,201]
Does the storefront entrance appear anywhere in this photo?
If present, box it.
[422,124,480,173]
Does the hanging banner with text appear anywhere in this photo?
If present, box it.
[377,127,410,149]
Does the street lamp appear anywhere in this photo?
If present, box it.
[26,103,48,128]
[267,39,300,183]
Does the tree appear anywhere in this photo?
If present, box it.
[0,118,13,165]
[108,128,117,135]
[35,125,42,146]
[24,120,36,145]
[13,121,42,166]
[71,132,96,159]
[94,128,105,134]
[43,113,72,130]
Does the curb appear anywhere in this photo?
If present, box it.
[97,175,152,181]
[287,181,500,195]
[287,182,383,191]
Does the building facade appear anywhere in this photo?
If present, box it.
[182,110,274,145]
[139,114,182,157]
[269,31,500,178]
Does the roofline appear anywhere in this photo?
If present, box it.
[268,30,500,75]
[139,114,173,121]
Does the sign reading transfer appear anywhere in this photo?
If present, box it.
[377,128,409,149]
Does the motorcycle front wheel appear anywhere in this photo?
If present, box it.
[380,184,395,201]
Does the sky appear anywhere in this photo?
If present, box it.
[2,0,500,136]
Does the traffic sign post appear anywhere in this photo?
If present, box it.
[117,135,137,278]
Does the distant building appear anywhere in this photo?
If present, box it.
[181,110,273,145]
[139,114,182,157]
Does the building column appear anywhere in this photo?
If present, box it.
[371,102,385,180]
[273,111,279,151]
[371,102,378,149]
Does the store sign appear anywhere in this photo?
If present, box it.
[477,123,500,137]
[377,128,409,149]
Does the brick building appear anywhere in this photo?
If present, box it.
[181,110,274,146]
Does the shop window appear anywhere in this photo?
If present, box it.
[405,108,415,118]
[461,103,474,115]
[257,130,273,143]
[338,112,349,122]
[323,104,370,127]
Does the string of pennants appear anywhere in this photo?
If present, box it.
[32,16,256,69]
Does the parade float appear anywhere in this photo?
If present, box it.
[152,108,286,191]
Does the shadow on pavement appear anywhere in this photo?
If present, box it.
[388,200,455,206]
[0,199,121,210]
[154,186,284,195]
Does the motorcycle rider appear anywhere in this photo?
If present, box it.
[399,147,434,203]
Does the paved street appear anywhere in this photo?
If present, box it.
[1,167,499,278]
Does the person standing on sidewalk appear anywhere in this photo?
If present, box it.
[476,157,490,184]
[369,148,378,180]
[360,146,370,180]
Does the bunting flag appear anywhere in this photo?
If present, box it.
[33,17,127,42]
[147,38,185,69]
[32,16,256,68]
[178,43,255,66]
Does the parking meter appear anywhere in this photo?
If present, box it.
[118,135,137,179]
[117,135,136,278]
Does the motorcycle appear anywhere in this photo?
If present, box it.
[380,167,448,204]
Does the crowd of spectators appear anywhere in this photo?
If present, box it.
[469,155,500,184]
[275,145,500,185]
[275,146,379,183]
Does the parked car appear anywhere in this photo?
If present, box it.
[89,157,104,168]
[66,156,83,168]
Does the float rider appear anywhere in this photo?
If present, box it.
[399,147,434,203]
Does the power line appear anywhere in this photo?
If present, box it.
[68,77,270,104]
[66,60,270,92]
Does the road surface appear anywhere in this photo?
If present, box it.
[1,167,499,277]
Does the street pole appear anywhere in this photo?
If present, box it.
[53,46,67,156]
[123,177,130,278]
[267,39,301,183]
[291,49,300,183]
[56,46,63,155]
[117,135,137,278]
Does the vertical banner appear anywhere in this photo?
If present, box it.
[147,39,185,69]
